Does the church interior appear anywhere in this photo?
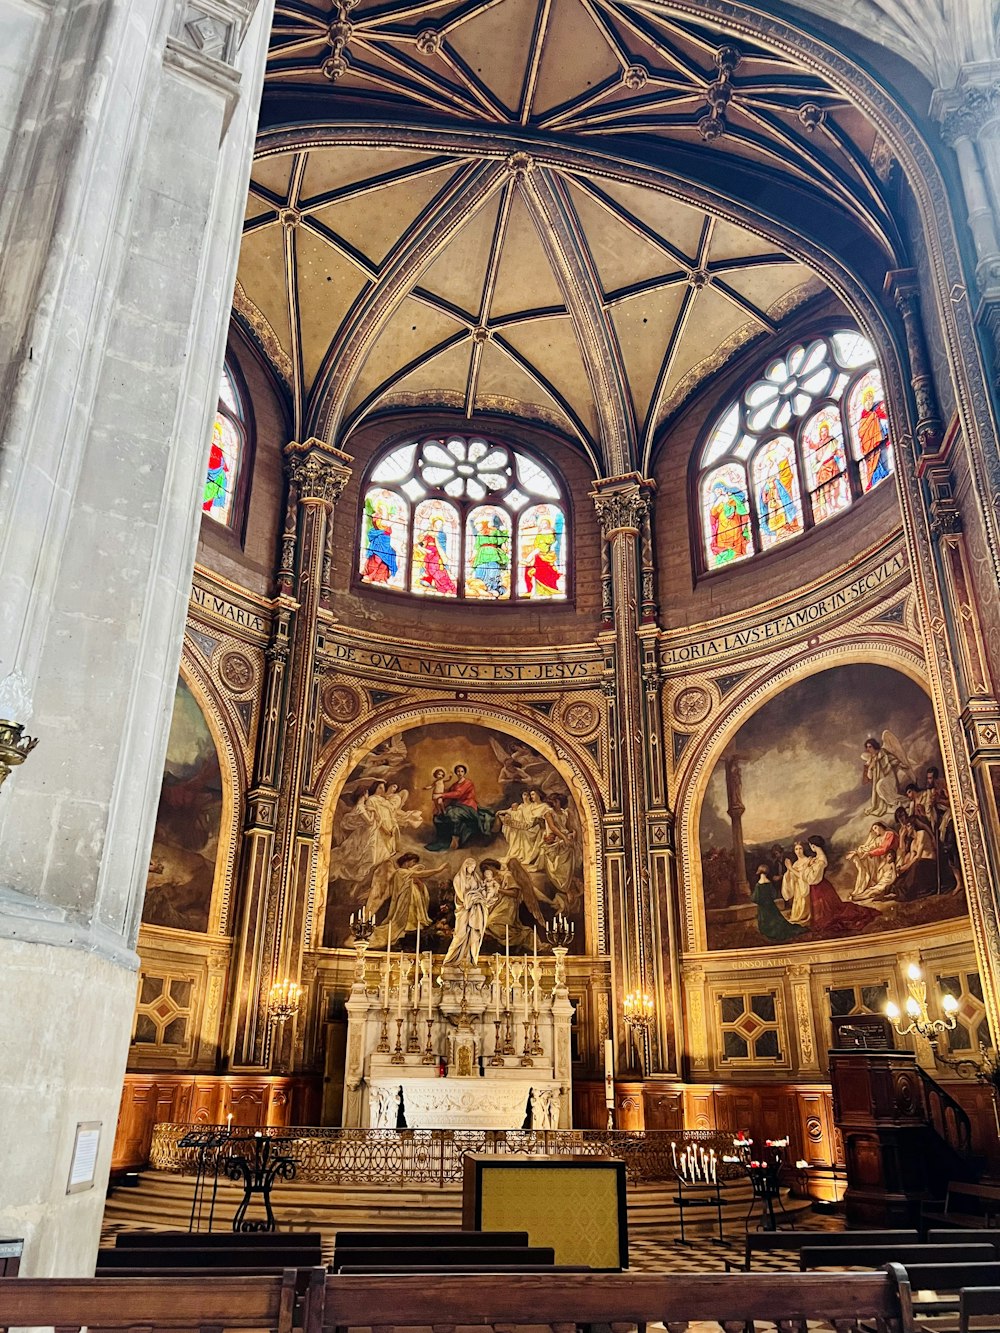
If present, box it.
[5,0,1000,1307]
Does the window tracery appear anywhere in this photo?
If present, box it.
[360,434,568,601]
[697,332,893,571]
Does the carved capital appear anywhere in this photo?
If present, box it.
[932,75,1000,146]
[590,473,656,538]
[284,438,353,505]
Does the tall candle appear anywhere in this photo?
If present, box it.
[414,924,421,1005]
[505,927,511,1006]
[426,952,433,1019]
[522,965,529,1020]
[382,950,390,1007]
[396,953,403,1016]
[494,967,501,1019]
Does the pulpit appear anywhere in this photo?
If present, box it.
[342,949,574,1130]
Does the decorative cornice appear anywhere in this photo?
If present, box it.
[590,474,656,538]
[284,438,353,505]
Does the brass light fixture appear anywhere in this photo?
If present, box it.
[0,671,38,793]
[885,962,959,1047]
[267,978,303,1026]
[623,990,655,1033]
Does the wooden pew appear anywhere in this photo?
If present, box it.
[0,1271,317,1333]
[924,1183,1000,1229]
[801,1244,995,1271]
[97,1245,322,1270]
[891,1261,1000,1322]
[332,1229,529,1249]
[928,1230,1000,1254]
[724,1228,920,1271]
[335,1264,592,1274]
[959,1286,1000,1333]
[114,1231,323,1249]
[319,1269,913,1333]
[330,1245,555,1272]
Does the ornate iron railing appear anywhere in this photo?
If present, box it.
[150,1123,743,1186]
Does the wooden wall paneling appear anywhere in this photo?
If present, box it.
[615,1082,645,1130]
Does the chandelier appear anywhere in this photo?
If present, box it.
[884,962,958,1046]
[267,978,303,1026]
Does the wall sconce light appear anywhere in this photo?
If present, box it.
[0,670,38,793]
[623,990,655,1033]
[885,962,959,1052]
[267,978,303,1026]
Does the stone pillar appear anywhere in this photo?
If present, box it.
[724,755,750,896]
[0,0,274,1275]
[591,474,672,1073]
[228,439,351,1069]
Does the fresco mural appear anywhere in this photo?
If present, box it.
[142,677,223,933]
[320,721,585,954]
[698,664,966,952]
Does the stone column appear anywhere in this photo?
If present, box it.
[591,474,672,1073]
[0,0,273,1275]
[228,439,351,1069]
[724,756,750,897]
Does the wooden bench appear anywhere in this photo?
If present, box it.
[0,1271,317,1333]
[335,1263,592,1274]
[801,1244,996,1271]
[724,1228,920,1271]
[332,1229,529,1249]
[924,1184,1000,1229]
[114,1231,323,1249]
[959,1286,1000,1333]
[330,1245,556,1272]
[895,1261,1000,1321]
[928,1230,1000,1254]
[319,1269,913,1333]
[97,1245,323,1271]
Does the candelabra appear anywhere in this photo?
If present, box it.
[0,671,39,794]
[376,1006,390,1053]
[623,989,655,1076]
[885,962,959,1057]
[349,905,374,984]
[267,978,303,1026]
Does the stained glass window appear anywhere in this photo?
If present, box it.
[694,330,893,570]
[359,435,569,601]
[203,363,247,528]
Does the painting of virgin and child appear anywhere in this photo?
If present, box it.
[319,721,586,955]
[699,664,966,952]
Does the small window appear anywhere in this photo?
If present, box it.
[203,362,248,529]
[696,331,893,572]
[359,434,569,602]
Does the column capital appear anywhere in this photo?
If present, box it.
[590,473,656,538]
[931,63,1000,145]
[284,437,353,505]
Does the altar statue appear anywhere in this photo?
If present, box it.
[442,858,495,968]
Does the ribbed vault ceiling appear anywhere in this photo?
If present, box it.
[236,0,899,472]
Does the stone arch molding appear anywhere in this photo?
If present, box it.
[677,639,933,955]
[309,701,608,953]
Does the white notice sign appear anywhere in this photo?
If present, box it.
[67,1121,101,1193]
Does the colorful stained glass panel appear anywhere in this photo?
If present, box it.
[519,503,567,599]
[802,406,850,523]
[702,464,752,568]
[465,505,512,600]
[752,437,803,549]
[846,369,893,492]
[411,499,460,597]
[203,414,241,526]
[360,487,409,590]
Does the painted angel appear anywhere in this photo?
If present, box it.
[862,729,916,817]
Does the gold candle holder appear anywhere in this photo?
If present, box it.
[530,1009,543,1056]
[406,1006,422,1052]
[390,1017,406,1064]
[421,1018,436,1064]
[376,1007,391,1053]
[489,1019,505,1066]
[519,1021,534,1067]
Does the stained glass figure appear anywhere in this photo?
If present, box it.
[519,504,567,598]
[465,505,512,599]
[203,364,245,529]
[412,499,460,596]
[703,464,752,567]
[203,413,240,524]
[753,438,802,548]
[802,407,850,523]
[360,487,408,589]
[847,369,893,492]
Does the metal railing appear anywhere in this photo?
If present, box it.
[150,1123,743,1187]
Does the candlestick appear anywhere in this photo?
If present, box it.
[414,925,421,1000]
[520,1020,533,1067]
[421,1017,436,1064]
[390,1016,405,1064]
[382,951,391,1008]
[489,1019,504,1066]
[425,952,433,1019]
[396,952,403,1017]
[376,1006,390,1053]
[226,1112,233,1134]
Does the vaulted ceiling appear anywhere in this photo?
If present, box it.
[235,0,907,474]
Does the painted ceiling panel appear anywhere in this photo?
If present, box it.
[309,162,462,266]
[299,147,441,204]
[475,339,581,440]
[585,176,708,264]
[376,337,474,406]
[489,187,567,318]
[295,226,370,391]
[446,0,544,114]
[720,261,816,315]
[657,282,756,408]
[610,284,689,427]
[708,217,779,264]
[250,152,296,201]
[343,295,468,419]
[565,178,683,295]
[531,0,623,117]
[237,224,293,358]
[500,314,600,439]
[415,193,503,317]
